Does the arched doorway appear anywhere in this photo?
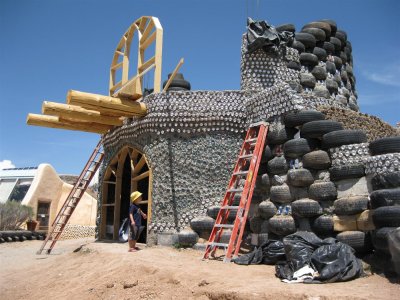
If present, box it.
[100,146,152,243]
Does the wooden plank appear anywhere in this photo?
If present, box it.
[102,203,115,207]
[162,58,185,92]
[148,169,153,222]
[113,64,155,100]
[111,61,123,70]
[103,181,116,184]
[140,30,156,50]
[133,156,146,174]
[42,101,124,126]
[153,24,163,93]
[132,170,150,182]
[138,56,155,73]
[140,20,155,45]
[110,80,122,93]
[26,113,111,134]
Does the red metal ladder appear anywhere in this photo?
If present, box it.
[203,122,269,262]
[37,140,104,254]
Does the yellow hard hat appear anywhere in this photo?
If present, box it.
[130,191,142,203]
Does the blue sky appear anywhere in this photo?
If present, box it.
[0,0,399,175]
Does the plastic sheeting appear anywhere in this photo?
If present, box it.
[234,232,364,283]
[246,18,294,54]
[232,240,285,265]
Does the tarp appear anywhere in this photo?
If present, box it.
[246,18,293,54]
[234,232,364,283]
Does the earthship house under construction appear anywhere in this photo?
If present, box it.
[27,17,400,262]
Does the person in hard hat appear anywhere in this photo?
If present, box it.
[128,191,147,252]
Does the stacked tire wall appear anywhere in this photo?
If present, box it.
[191,109,376,254]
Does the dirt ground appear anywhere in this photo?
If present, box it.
[1,239,399,300]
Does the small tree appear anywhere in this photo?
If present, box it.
[0,201,33,230]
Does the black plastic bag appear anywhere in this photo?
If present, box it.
[310,240,364,283]
[246,17,293,54]
[233,240,285,265]
[282,232,324,272]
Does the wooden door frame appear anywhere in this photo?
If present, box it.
[100,146,152,241]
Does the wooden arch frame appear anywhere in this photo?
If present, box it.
[109,16,163,100]
[100,146,153,240]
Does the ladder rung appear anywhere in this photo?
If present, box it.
[239,154,253,159]
[221,206,239,210]
[214,224,234,229]
[245,138,258,143]
[208,242,228,248]
[233,171,249,176]
[227,188,243,193]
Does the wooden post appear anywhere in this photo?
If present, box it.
[42,101,124,126]
[26,113,112,134]
[66,90,147,117]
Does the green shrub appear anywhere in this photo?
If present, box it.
[0,201,33,230]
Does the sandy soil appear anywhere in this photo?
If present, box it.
[1,239,399,300]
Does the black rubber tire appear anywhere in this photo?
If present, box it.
[276,23,296,33]
[321,130,367,149]
[302,22,332,38]
[291,199,322,217]
[300,73,316,89]
[340,69,348,82]
[372,227,397,251]
[369,137,400,155]
[301,27,326,42]
[371,172,400,190]
[314,85,330,98]
[309,181,337,201]
[261,173,270,187]
[301,120,344,139]
[249,216,263,234]
[299,53,319,67]
[311,66,327,80]
[262,145,274,162]
[267,156,289,175]
[318,19,337,36]
[294,32,316,49]
[287,60,301,71]
[190,216,215,233]
[177,230,198,247]
[340,51,348,64]
[260,220,270,234]
[336,231,370,253]
[302,150,331,170]
[267,126,297,144]
[322,42,335,55]
[334,196,369,215]
[372,206,400,228]
[283,110,325,128]
[329,164,365,181]
[329,37,342,53]
[163,75,191,91]
[268,216,296,236]
[312,215,334,234]
[259,200,277,219]
[335,30,347,45]
[283,138,314,158]
[270,184,293,203]
[325,62,336,76]
[332,56,342,69]
[207,206,220,219]
[326,78,339,94]
[369,188,400,209]
[287,169,315,187]
[291,40,305,54]
[312,47,327,61]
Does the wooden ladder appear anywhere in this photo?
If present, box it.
[37,140,104,254]
[203,122,269,262]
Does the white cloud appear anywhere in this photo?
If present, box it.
[362,62,400,87]
[0,160,15,170]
